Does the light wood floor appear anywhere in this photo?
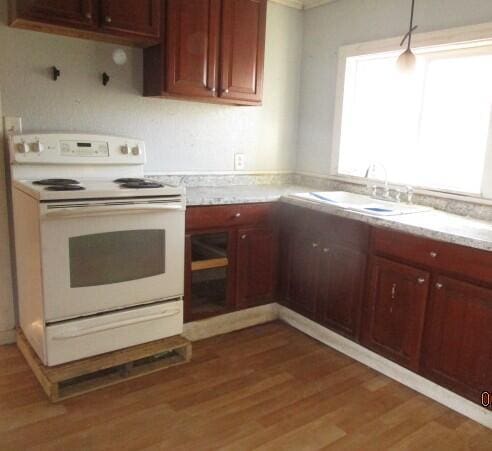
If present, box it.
[0,322,490,450]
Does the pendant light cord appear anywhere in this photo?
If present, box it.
[400,0,418,49]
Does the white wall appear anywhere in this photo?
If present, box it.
[0,92,14,342]
[0,1,303,174]
[296,0,492,175]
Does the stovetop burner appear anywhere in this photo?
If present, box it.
[120,181,164,189]
[33,178,80,186]
[45,185,86,191]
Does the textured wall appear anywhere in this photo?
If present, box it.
[296,0,492,175]
[0,1,303,174]
[0,92,14,337]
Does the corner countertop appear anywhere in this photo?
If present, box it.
[185,184,492,252]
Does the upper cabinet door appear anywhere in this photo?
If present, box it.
[220,0,267,104]
[166,0,220,98]
[100,0,160,39]
[12,0,98,29]
[362,257,430,371]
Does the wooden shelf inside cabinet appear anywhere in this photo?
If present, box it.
[191,257,229,272]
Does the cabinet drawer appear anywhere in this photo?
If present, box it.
[186,203,275,231]
[372,228,492,284]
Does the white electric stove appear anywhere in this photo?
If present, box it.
[10,133,186,366]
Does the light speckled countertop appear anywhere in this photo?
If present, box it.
[185,185,492,252]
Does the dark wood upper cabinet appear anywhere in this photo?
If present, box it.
[236,227,278,309]
[100,0,160,40]
[219,0,266,103]
[362,257,430,371]
[144,0,267,105]
[9,0,98,29]
[421,276,492,401]
[165,0,220,98]
[9,0,160,46]
[316,244,367,340]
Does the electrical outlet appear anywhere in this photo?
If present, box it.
[4,117,22,134]
[234,153,245,171]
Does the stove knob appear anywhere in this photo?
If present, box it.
[31,141,44,153]
[132,145,142,156]
[17,142,30,153]
[120,144,130,155]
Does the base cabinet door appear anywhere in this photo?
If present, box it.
[12,0,98,29]
[362,257,430,370]
[316,245,366,339]
[421,276,492,402]
[236,227,278,309]
[284,230,320,318]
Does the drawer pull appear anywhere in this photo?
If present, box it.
[234,212,241,218]
[435,282,444,289]
[85,12,92,20]
[429,251,438,258]
[105,16,112,23]
[417,277,426,284]
[240,234,247,240]
[312,242,319,248]
[322,247,329,253]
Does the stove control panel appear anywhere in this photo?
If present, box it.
[9,134,146,165]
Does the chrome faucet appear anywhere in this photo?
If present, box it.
[364,162,390,199]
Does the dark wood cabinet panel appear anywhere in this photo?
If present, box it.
[284,229,320,319]
[100,0,160,39]
[236,227,278,309]
[362,257,430,371]
[316,244,367,339]
[10,0,98,29]
[421,276,492,401]
[9,0,160,46]
[220,0,266,103]
[166,0,220,97]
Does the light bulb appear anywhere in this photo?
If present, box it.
[397,48,416,73]
[112,48,127,66]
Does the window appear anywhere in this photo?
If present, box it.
[335,34,492,198]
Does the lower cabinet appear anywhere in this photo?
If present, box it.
[421,276,492,400]
[236,227,278,309]
[316,244,367,339]
[361,257,430,371]
[185,204,277,322]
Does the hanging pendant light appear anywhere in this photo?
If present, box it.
[397,0,418,72]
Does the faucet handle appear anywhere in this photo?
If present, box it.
[405,186,414,204]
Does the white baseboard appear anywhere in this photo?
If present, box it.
[183,303,278,342]
[0,328,16,345]
[277,305,492,430]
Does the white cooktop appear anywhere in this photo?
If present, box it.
[14,179,185,201]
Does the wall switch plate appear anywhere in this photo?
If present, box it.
[4,117,22,134]
[234,153,245,171]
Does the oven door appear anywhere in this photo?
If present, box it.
[40,200,185,322]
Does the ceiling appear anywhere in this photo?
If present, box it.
[272,0,338,10]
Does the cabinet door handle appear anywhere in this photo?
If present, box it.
[105,16,112,23]
[312,242,319,248]
[234,212,241,218]
[85,12,92,20]
[429,251,438,258]
[417,277,426,284]
[241,234,247,240]
[435,282,444,289]
[222,89,229,94]
[322,247,329,253]
[209,87,216,93]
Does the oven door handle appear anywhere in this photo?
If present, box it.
[43,203,184,218]
[50,308,181,340]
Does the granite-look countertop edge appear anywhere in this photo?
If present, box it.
[282,196,492,252]
[185,184,492,252]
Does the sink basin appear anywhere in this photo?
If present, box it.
[289,191,432,217]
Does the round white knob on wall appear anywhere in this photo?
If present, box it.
[31,141,44,153]
[131,145,142,156]
[17,142,30,153]
[120,144,130,155]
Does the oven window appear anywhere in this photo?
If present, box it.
[69,230,165,288]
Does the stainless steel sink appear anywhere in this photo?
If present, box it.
[289,191,432,217]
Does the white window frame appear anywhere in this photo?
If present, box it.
[331,22,492,201]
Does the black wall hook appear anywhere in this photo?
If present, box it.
[102,72,110,86]
[52,66,61,81]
